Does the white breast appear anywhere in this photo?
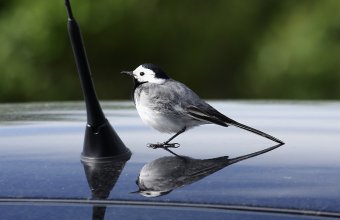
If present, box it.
[135,100,185,134]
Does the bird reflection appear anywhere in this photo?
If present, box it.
[134,144,282,197]
[82,156,130,220]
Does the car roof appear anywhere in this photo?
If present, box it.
[0,101,340,219]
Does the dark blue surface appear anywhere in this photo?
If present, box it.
[0,204,333,220]
[0,101,340,218]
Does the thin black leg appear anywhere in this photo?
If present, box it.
[164,127,186,144]
[164,148,183,158]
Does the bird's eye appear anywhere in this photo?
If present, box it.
[140,72,145,76]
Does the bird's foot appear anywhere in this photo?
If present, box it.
[147,142,180,149]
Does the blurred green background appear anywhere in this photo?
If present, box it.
[1,0,340,102]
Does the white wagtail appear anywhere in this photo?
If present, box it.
[122,63,284,149]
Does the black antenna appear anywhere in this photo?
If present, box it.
[64,0,131,161]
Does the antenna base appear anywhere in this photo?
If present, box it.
[81,119,132,161]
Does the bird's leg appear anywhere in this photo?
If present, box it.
[163,148,183,158]
[163,127,186,146]
[147,127,186,149]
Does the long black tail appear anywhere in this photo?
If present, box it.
[229,120,284,144]
[186,105,284,144]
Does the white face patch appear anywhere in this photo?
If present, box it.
[133,65,166,84]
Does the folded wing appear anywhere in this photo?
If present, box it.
[186,105,284,144]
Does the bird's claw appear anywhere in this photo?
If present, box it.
[147,143,160,149]
[164,143,180,148]
[147,142,180,149]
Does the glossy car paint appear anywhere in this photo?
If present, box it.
[0,101,339,219]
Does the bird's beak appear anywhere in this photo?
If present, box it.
[121,71,134,76]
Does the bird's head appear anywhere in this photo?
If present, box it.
[121,63,169,84]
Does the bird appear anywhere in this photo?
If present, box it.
[122,63,284,149]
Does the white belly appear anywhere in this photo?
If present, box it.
[135,102,184,133]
